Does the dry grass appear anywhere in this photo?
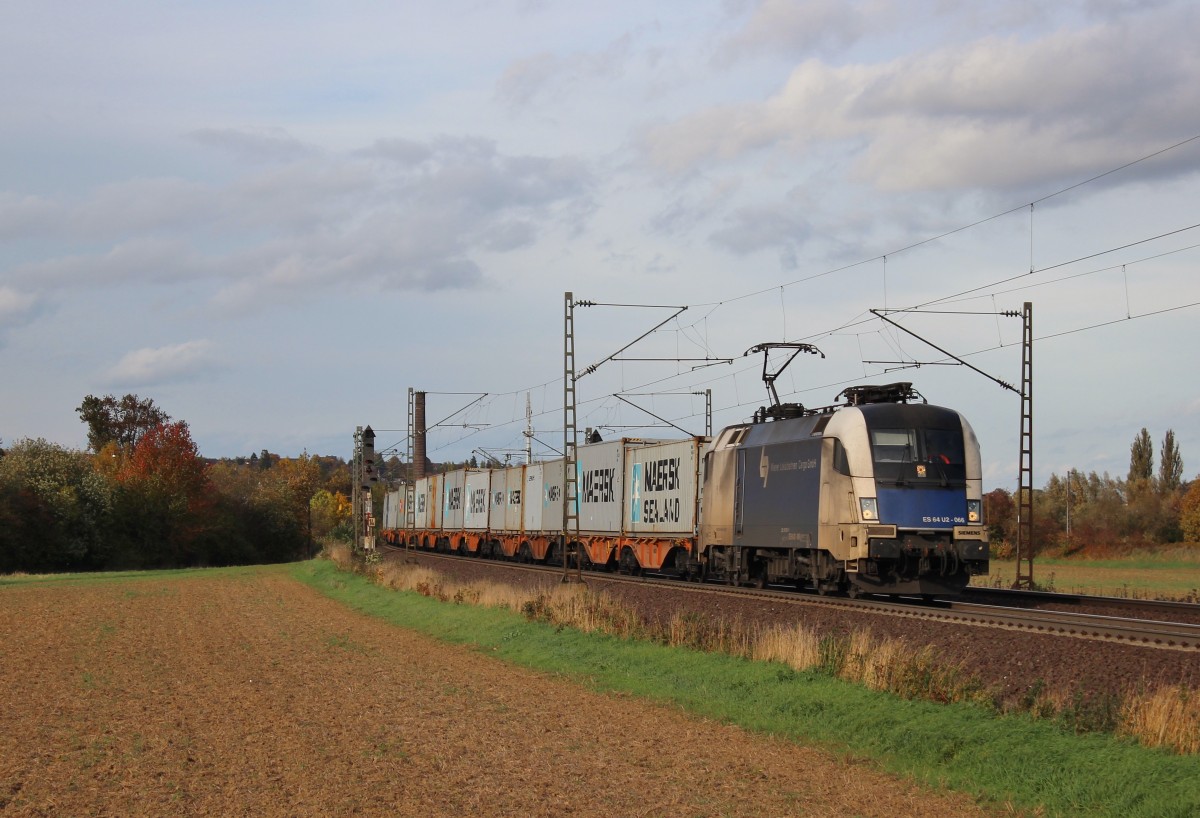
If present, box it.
[340,552,1200,755]
[1119,685,1200,754]
[749,623,821,669]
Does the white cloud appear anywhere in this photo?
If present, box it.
[710,204,811,262]
[189,127,313,163]
[0,287,39,329]
[13,238,209,286]
[495,32,635,110]
[717,0,881,63]
[642,5,1200,193]
[7,137,594,311]
[106,340,218,386]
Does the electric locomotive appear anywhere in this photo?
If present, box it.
[698,382,989,596]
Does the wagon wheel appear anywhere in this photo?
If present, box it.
[618,547,641,576]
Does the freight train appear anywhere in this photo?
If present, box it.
[381,382,989,597]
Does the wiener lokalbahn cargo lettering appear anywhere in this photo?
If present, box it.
[380,388,990,596]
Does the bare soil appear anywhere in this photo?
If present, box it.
[0,567,1000,817]
[392,550,1200,705]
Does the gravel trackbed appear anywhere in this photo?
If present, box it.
[0,566,998,817]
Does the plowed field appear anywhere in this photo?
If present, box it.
[0,567,998,817]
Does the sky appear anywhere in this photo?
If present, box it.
[2,0,1199,491]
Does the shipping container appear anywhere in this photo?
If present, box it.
[504,465,525,531]
[487,468,506,530]
[625,438,707,536]
[413,475,439,530]
[524,459,565,532]
[442,469,466,530]
[464,469,491,531]
[576,441,626,533]
[383,489,402,530]
[522,463,545,531]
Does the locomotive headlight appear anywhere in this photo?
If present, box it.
[967,499,982,523]
[859,497,879,521]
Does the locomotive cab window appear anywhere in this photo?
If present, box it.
[870,427,966,485]
[871,429,917,463]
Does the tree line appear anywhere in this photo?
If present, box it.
[0,394,353,574]
[985,427,1200,555]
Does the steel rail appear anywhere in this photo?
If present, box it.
[375,546,1200,651]
[961,586,1200,617]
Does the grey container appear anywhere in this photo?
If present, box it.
[487,468,508,531]
[382,489,402,530]
[442,468,466,530]
[411,476,431,529]
[504,465,525,532]
[625,438,707,535]
[464,469,492,531]
[523,459,565,533]
[576,440,626,533]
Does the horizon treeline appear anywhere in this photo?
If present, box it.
[0,394,353,573]
[986,427,1200,555]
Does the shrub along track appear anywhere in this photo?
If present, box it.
[384,548,1200,707]
[0,566,998,818]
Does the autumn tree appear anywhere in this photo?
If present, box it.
[310,489,352,540]
[0,438,112,571]
[206,454,322,563]
[77,394,170,452]
[983,488,1015,549]
[112,421,214,567]
[1181,480,1200,542]
[1159,429,1183,493]
[1129,428,1154,485]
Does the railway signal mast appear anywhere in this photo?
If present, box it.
[353,425,378,554]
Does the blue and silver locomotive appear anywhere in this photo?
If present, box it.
[698,382,989,596]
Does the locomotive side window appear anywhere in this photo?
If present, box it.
[832,438,851,475]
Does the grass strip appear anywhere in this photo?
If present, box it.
[293,560,1200,818]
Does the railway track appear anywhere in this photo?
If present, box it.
[960,586,1200,623]
[378,545,1200,652]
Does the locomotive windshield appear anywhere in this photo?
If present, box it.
[870,426,965,485]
